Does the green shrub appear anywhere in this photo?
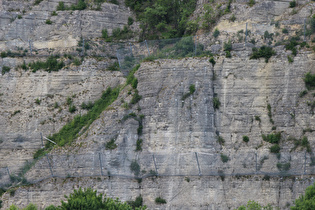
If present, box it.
[69,105,77,113]
[23,203,37,210]
[282,28,288,34]
[248,0,255,7]
[128,17,134,26]
[34,0,43,5]
[130,160,140,176]
[213,28,220,38]
[255,115,261,122]
[230,14,236,22]
[304,72,315,90]
[45,19,52,24]
[66,97,73,105]
[130,90,142,104]
[288,55,294,63]
[2,66,10,75]
[218,136,225,145]
[224,40,232,52]
[51,11,58,16]
[262,132,281,144]
[127,195,143,208]
[209,57,216,67]
[225,51,231,58]
[270,144,280,153]
[213,97,220,109]
[250,46,276,63]
[182,84,196,101]
[56,0,86,11]
[264,31,273,40]
[291,182,315,209]
[221,153,229,163]
[111,26,133,40]
[29,56,64,72]
[73,58,81,66]
[243,135,249,143]
[101,29,109,39]
[0,51,7,58]
[109,0,119,5]
[189,84,196,94]
[136,139,143,151]
[289,0,296,8]
[155,197,167,204]
[107,61,119,71]
[35,98,41,105]
[105,139,117,150]
[56,1,66,10]
[299,90,308,97]
[81,101,94,110]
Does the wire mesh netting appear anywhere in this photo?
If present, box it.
[1,16,315,189]
[1,150,314,188]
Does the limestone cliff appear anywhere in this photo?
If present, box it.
[1,0,315,209]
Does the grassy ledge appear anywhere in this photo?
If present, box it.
[34,86,120,159]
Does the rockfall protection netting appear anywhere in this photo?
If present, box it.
[1,17,315,188]
[1,149,314,188]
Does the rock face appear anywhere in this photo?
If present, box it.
[1,0,315,209]
[2,54,315,209]
[0,0,134,50]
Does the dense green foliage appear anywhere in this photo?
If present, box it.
[107,62,120,71]
[125,0,197,40]
[155,197,167,204]
[289,0,296,8]
[130,160,140,176]
[304,72,315,90]
[292,136,312,153]
[34,0,43,5]
[2,66,10,75]
[127,195,143,209]
[209,57,216,67]
[105,139,117,150]
[10,188,146,209]
[262,132,281,144]
[250,46,276,63]
[182,84,196,100]
[136,139,143,151]
[213,28,220,38]
[221,153,229,163]
[270,144,280,153]
[243,136,249,143]
[213,97,221,109]
[291,182,315,209]
[236,200,273,209]
[56,0,87,11]
[28,56,64,73]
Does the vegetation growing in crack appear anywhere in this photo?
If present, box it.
[267,103,274,124]
[182,84,196,101]
[33,86,120,159]
[289,136,312,153]
[28,56,65,73]
[105,139,117,150]
[250,46,276,63]
[130,160,140,176]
